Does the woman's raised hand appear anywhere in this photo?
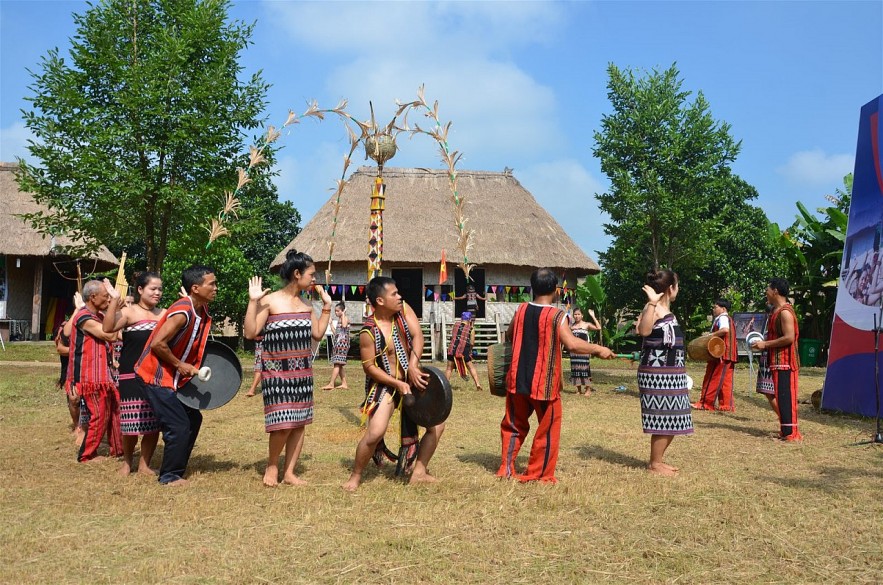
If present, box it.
[249,276,271,301]
[642,285,663,304]
[314,284,332,306]
[102,278,121,300]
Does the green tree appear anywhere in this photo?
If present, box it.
[160,172,300,337]
[592,63,779,332]
[17,0,270,272]
[575,274,637,352]
[775,174,851,345]
[681,177,789,330]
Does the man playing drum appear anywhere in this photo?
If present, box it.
[342,276,443,491]
[497,268,614,483]
[135,265,217,485]
[692,299,738,411]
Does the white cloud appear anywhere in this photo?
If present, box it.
[324,57,561,164]
[273,139,358,223]
[515,159,611,259]
[777,149,854,186]
[0,122,34,163]
[263,2,564,55]
[259,1,567,166]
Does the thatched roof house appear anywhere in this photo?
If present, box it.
[272,167,598,326]
[0,162,118,340]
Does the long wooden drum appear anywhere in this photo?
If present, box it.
[686,334,725,362]
[486,342,512,397]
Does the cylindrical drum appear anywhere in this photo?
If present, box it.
[686,334,726,362]
[486,342,512,397]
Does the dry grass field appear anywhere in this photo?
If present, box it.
[1,343,881,584]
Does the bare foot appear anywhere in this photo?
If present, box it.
[82,455,107,463]
[475,386,483,392]
[409,471,439,485]
[336,384,349,390]
[660,462,679,472]
[648,463,678,477]
[164,478,189,486]
[321,384,335,391]
[245,392,255,397]
[583,390,593,397]
[118,461,132,476]
[138,465,159,477]
[282,473,307,486]
[263,466,279,487]
[341,474,361,492]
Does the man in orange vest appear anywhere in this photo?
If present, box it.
[751,278,802,441]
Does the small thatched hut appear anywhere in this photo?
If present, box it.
[0,162,118,341]
[272,167,598,327]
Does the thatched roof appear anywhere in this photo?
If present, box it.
[272,167,599,274]
[0,162,118,269]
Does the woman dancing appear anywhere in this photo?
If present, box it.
[570,308,602,396]
[103,273,165,476]
[636,269,693,476]
[323,302,351,390]
[245,250,332,486]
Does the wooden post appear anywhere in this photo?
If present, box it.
[440,312,448,361]
[31,258,43,340]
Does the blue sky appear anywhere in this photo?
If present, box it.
[1,1,881,261]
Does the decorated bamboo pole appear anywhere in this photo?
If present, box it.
[366,175,386,282]
[394,85,473,281]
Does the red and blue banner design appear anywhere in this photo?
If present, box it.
[823,94,883,417]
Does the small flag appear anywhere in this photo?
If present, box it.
[439,249,448,285]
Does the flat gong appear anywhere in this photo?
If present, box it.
[403,365,453,427]
[177,340,243,410]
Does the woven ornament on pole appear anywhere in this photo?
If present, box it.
[362,102,402,284]
[207,100,357,249]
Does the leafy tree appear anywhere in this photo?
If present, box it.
[575,274,637,352]
[592,63,779,333]
[16,0,270,272]
[161,174,301,338]
[775,174,852,344]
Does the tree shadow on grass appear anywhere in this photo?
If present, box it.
[456,452,500,473]
[756,462,883,494]
[189,453,239,475]
[576,444,645,470]
[336,456,407,484]
[701,420,771,438]
[741,392,878,434]
[335,406,363,426]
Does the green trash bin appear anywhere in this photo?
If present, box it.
[799,338,821,367]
